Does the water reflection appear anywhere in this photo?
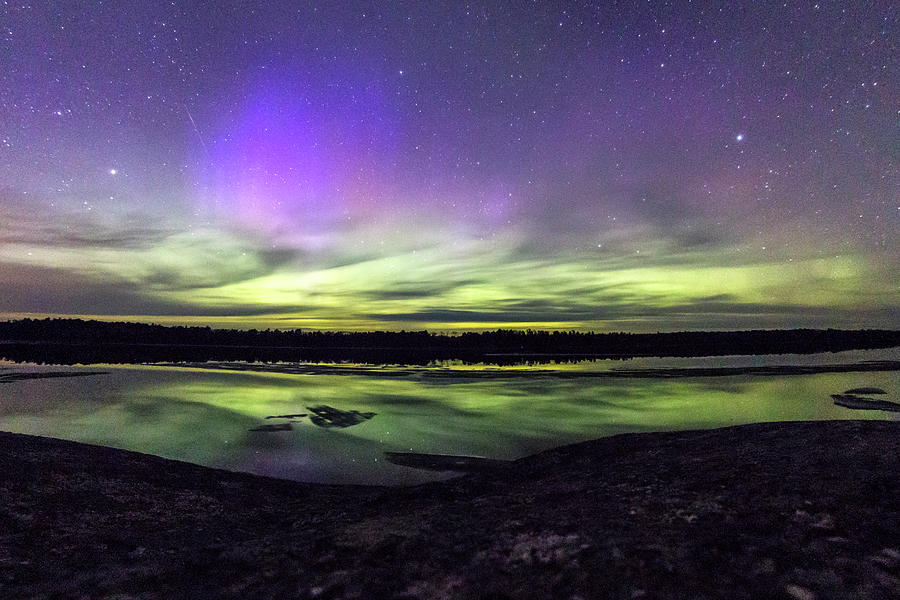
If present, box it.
[265,413,308,419]
[249,423,294,432]
[0,356,897,485]
[831,392,900,412]
[249,405,376,431]
[307,405,377,428]
[384,452,510,472]
[843,387,886,394]
[0,370,107,383]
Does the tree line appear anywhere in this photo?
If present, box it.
[0,318,898,365]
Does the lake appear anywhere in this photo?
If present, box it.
[1,348,898,485]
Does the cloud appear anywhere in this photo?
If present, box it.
[2,180,897,331]
[0,187,302,295]
[367,299,900,331]
[0,262,312,317]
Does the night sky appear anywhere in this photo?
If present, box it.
[2,1,897,331]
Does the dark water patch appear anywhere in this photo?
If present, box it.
[384,452,512,472]
[602,362,900,379]
[249,423,294,432]
[844,387,886,395]
[143,360,900,380]
[159,361,419,378]
[360,392,479,414]
[0,371,108,383]
[122,400,164,419]
[831,394,900,413]
[361,393,433,406]
[307,405,376,429]
[265,413,308,419]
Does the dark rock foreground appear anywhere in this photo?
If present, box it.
[2,421,899,599]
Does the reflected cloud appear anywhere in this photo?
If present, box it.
[831,393,900,413]
[307,405,377,429]
[265,413,308,419]
[2,360,896,485]
[249,423,294,432]
[384,451,511,472]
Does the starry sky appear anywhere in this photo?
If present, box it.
[1,1,897,332]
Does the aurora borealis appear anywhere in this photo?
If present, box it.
[1,2,897,331]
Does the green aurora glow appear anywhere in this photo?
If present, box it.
[2,3,897,331]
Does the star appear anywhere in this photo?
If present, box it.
[0,1,894,332]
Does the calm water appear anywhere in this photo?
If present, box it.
[1,349,898,485]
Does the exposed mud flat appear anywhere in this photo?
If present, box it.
[2,421,899,599]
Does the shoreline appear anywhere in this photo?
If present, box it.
[3,357,899,381]
[2,421,899,598]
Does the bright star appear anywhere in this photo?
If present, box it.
[736,134,744,141]
[109,168,117,175]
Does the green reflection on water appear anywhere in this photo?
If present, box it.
[0,362,896,485]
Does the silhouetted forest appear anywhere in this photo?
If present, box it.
[1,318,898,365]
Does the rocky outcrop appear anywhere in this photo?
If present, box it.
[2,421,899,599]
[832,394,900,412]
